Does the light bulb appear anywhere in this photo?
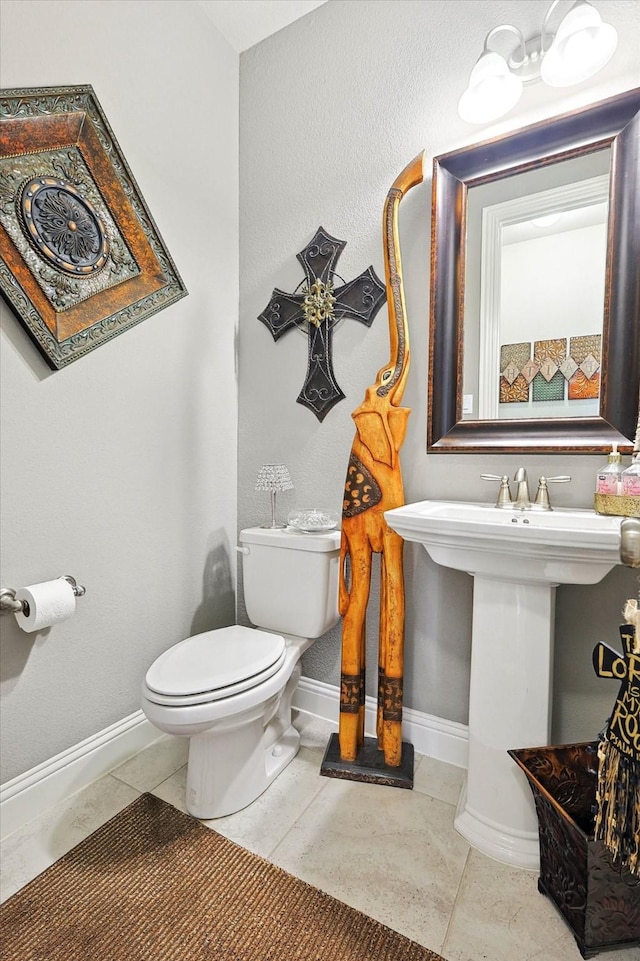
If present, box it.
[531,213,562,228]
[563,28,596,65]
[458,51,523,124]
[541,1,618,87]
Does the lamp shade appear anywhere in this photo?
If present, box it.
[255,464,294,492]
[541,0,618,87]
[458,50,523,124]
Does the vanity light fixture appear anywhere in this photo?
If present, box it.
[458,0,618,124]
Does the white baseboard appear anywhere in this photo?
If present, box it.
[1,679,468,841]
[0,712,161,840]
[293,676,469,769]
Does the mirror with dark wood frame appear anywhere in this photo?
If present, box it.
[428,88,640,453]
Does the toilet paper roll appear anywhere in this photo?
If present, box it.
[14,579,76,633]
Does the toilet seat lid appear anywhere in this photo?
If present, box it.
[144,625,286,698]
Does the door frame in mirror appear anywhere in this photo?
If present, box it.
[428,88,640,453]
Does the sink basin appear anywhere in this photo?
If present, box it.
[385,499,622,870]
[385,500,622,583]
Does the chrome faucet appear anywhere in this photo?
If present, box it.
[513,468,531,510]
[482,471,572,510]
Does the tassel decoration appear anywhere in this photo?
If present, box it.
[595,734,640,874]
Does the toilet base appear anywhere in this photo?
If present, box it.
[185,720,301,820]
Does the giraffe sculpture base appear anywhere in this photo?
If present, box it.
[319,733,414,789]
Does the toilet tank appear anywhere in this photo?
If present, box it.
[239,527,341,637]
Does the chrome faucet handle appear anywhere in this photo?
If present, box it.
[533,475,571,511]
[480,474,513,508]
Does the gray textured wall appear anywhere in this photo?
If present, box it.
[0,0,239,783]
[238,0,640,741]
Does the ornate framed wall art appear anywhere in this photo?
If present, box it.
[0,85,187,368]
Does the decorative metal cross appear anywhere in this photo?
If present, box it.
[258,227,386,421]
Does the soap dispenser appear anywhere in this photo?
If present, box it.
[621,453,640,497]
[595,444,623,495]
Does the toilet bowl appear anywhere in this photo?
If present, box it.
[141,526,340,819]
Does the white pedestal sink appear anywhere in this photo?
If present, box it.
[385,500,622,869]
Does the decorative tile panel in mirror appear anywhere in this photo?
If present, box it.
[428,88,639,453]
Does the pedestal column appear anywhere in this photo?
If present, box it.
[454,575,556,869]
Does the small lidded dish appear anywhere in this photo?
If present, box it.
[287,508,339,533]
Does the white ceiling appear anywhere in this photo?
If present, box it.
[197,0,328,52]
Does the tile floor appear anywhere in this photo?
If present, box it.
[0,712,636,961]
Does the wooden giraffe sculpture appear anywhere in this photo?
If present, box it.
[337,153,425,770]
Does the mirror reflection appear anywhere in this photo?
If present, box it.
[463,149,610,422]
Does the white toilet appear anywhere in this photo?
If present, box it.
[141,526,340,819]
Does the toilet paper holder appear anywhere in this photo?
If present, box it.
[0,575,86,616]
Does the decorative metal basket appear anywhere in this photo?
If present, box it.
[509,742,640,958]
[594,492,640,517]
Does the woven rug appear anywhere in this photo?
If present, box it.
[1,793,446,961]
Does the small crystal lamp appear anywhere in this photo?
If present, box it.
[255,464,294,529]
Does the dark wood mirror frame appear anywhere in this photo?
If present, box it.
[428,88,640,453]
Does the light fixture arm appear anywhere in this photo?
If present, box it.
[481,22,548,86]
[541,0,563,52]
[483,23,527,67]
